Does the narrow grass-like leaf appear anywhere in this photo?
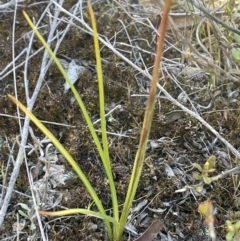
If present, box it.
[22,11,106,165]
[38,208,118,226]
[22,6,117,239]
[88,1,119,228]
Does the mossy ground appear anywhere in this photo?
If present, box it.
[0,0,240,240]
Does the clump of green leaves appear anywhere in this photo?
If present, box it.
[226,220,240,241]
[192,155,216,184]
[8,1,172,240]
[18,203,36,231]
[223,0,240,65]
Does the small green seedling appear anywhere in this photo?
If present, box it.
[198,200,216,241]
[226,220,240,241]
[225,0,235,16]
[198,200,214,223]
[223,0,240,66]
[18,203,36,231]
[192,155,216,184]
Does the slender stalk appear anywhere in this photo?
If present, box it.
[88,2,119,230]
[116,1,172,239]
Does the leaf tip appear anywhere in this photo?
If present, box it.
[7,94,21,107]
[7,93,13,99]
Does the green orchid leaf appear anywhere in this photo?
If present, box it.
[234,221,240,230]
[206,156,216,169]
[226,231,234,241]
[192,163,203,172]
[234,33,240,44]
[226,220,234,231]
[193,173,203,180]
[18,210,29,219]
[203,156,216,171]
[195,185,203,193]
[198,200,213,218]
[232,48,240,64]
[202,174,212,184]
[29,221,36,230]
[18,203,31,212]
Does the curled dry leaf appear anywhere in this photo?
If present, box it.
[147,207,166,213]
[134,220,164,241]
[12,219,26,232]
[63,59,87,93]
